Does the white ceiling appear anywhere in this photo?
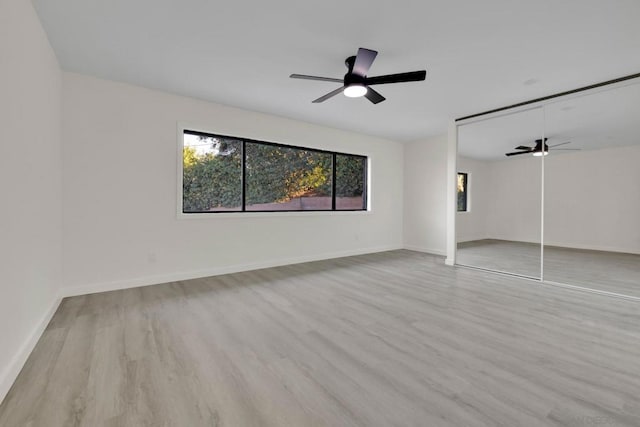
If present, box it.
[32,0,640,141]
[458,80,640,160]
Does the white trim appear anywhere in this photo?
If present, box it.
[457,237,639,256]
[176,123,185,218]
[543,240,640,256]
[404,245,446,257]
[456,234,490,243]
[366,157,372,211]
[60,245,403,298]
[540,108,546,281]
[445,119,457,266]
[178,210,373,220]
[0,293,62,405]
[461,237,541,245]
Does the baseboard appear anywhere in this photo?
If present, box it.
[403,245,446,257]
[0,292,62,406]
[542,240,639,256]
[462,238,639,255]
[456,235,489,243]
[466,237,540,245]
[60,244,404,298]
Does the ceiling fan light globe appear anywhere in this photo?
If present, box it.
[344,84,367,98]
[532,151,549,157]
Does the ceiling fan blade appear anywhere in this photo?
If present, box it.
[352,48,378,77]
[365,70,427,85]
[364,87,386,104]
[515,145,533,150]
[505,150,531,156]
[290,74,343,83]
[549,141,571,148]
[312,86,345,103]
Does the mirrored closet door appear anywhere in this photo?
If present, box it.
[456,108,543,279]
[543,81,640,297]
[455,76,640,298]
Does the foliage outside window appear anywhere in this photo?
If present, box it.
[182,130,367,213]
[335,154,367,210]
[457,172,468,212]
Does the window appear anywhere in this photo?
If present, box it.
[181,130,367,213]
[457,172,468,212]
[335,154,367,210]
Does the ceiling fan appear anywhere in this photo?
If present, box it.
[290,47,427,104]
[505,138,580,157]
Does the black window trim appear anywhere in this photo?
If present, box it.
[181,129,368,214]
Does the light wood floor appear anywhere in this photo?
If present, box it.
[457,239,640,298]
[1,250,639,426]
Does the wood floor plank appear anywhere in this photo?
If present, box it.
[1,250,639,426]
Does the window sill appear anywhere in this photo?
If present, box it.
[177,210,372,220]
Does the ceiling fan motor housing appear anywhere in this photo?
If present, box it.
[535,138,549,152]
[344,73,366,86]
[344,56,365,86]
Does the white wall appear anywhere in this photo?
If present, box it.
[61,73,404,293]
[484,155,543,244]
[0,0,62,402]
[544,145,640,254]
[403,135,447,255]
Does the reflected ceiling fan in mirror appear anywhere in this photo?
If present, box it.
[290,47,427,104]
[505,138,580,157]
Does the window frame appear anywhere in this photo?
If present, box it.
[177,125,369,217]
[457,172,469,213]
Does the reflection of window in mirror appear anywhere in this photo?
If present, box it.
[457,172,468,212]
